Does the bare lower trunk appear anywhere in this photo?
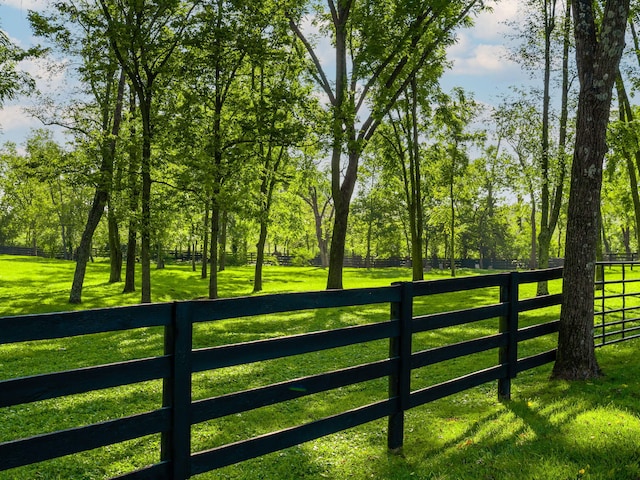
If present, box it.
[208,203,220,299]
[140,135,152,304]
[201,204,210,279]
[218,210,227,272]
[552,0,629,380]
[254,220,267,292]
[327,193,350,289]
[530,201,537,269]
[123,90,139,294]
[108,204,122,282]
[536,229,550,295]
[69,191,108,304]
[123,221,137,293]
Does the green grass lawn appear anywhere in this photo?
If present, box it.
[1,255,639,479]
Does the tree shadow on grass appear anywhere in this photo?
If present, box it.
[366,343,640,479]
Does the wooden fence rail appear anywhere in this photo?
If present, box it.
[0,266,633,479]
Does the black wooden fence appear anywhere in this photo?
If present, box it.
[0,268,560,478]
[0,265,635,479]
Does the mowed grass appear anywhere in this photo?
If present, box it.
[1,255,640,479]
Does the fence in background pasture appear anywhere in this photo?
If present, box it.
[595,261,640,345]
[0,245,63,258]
[1,264,639,478]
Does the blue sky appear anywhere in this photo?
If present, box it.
[0,0,531,149]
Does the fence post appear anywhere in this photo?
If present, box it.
[388,282,413,453]
[161,302,193,479]
[498,272,518,401]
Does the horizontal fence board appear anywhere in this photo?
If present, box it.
[518,293,563,313]
[192,321,397,372]
[516,320,560,342]
[192,358,396,424]
[411,334,506,370]
[187,287,400,323]
[0,356,170,408]
[412,273,509,296]
[412,303,506,333]
[596,332,640,346]
[515,350,557,373]
[190,399,397,475]
[112,462,171,480]
[597,325,640,339]
[0,409,171,471]
[594,306,640,315]
[598,278,640,286]
[596,318,640,329]
[515,268,563,283]
[409,365,506,409]
[0,303,172,344]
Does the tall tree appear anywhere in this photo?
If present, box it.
[494,93,544,269]
[433,88,480,277]
[29,5,130,303]
[174,0,259,299]
[98,0,197,303]
[248,33,309,292]
[288,0,486,289]
[377,75,438,280]
[552,0,629,380]
[612,77,640,253]
[295,158,333,268]
[508,0,574,285]
[537,0,572,295]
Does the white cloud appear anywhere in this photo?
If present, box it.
[470,0,521,42]
[0,104,39,132]
[448,43,515,76]
[1,0,47,11]
[445,0,524,78]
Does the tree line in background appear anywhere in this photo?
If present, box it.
[0,0,637,377]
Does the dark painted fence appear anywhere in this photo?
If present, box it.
[0,265,637,478]
[595,261,640,345]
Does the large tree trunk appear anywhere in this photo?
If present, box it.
[552,0,629,380]
[409,77,424,281]
[327,196,349,289]
[326,12,353,290]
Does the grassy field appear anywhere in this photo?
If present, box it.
[1,255,640,479]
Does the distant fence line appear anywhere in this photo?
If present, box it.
[3,244,637,270]
[0,246,57,258]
